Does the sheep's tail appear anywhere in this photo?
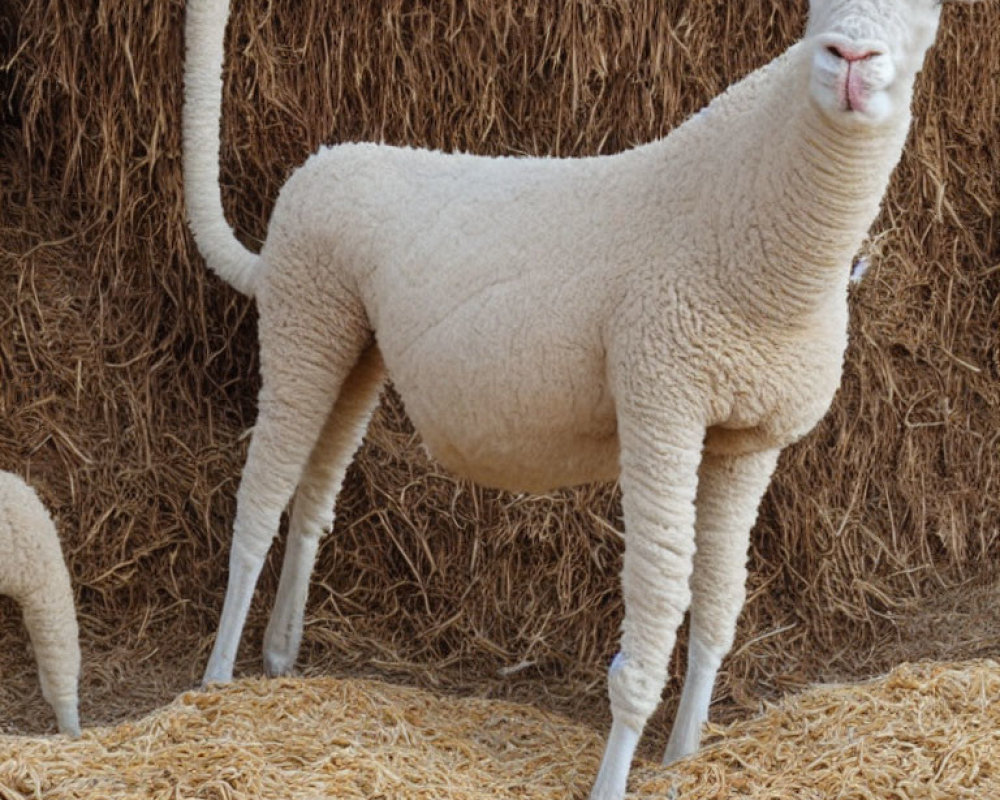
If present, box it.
[183,0,258,297]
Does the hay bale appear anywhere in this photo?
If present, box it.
[0,0,997,735]
[1,660,996,799]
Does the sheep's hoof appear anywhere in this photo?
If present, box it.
[201,666,235,688]
[588,719,639,800]
[55,706,81,738]
[263,623,301,677]
[263,647,297,678]
[263,656,295,678]
[587,774,627,800]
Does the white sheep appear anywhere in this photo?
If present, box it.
[183,1,980,798]
[0,471,81,736]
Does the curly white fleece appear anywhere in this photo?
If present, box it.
[0,471,80,736]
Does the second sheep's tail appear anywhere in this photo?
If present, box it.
[183,0,259,297]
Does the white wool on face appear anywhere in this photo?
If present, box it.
[806,0,944,87]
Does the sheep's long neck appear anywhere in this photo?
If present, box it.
[727,53,912,318]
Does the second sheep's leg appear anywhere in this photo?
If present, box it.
[662,447,780,765]
[590,413,705,800]
[263,345,385,677]
[202,298,374,685]
[20,582,81,736]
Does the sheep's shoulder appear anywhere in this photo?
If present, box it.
[704,311,850,454]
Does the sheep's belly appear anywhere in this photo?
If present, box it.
[388,354,620,493]
[412,419,621,494]
[371,255,620,493]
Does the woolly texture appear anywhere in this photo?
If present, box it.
[183,0,260,295]
[0,472,80,736]
[182,2,977,799]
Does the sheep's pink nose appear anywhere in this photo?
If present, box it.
[825,43,881,63]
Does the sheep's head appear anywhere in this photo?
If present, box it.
[805,0,977,125]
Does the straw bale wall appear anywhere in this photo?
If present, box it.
[0,0,997,737]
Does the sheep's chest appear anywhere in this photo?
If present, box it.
[704,317,848,456]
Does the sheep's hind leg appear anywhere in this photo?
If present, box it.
[662,448,780,765]
[263,345,385,677]
[202,309,373,686]
[590,413,705,800]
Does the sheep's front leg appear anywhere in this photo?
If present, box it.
[662,447,780,765]
[590,416,705,800]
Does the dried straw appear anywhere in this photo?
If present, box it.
[635,659,1000,799]
[0,660,996,799]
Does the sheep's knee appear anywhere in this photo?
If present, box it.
[590,650,671,800]
[606,651,660,735]
[689,580,746,657]
[689,538,752,645]
[612,556,694,730]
